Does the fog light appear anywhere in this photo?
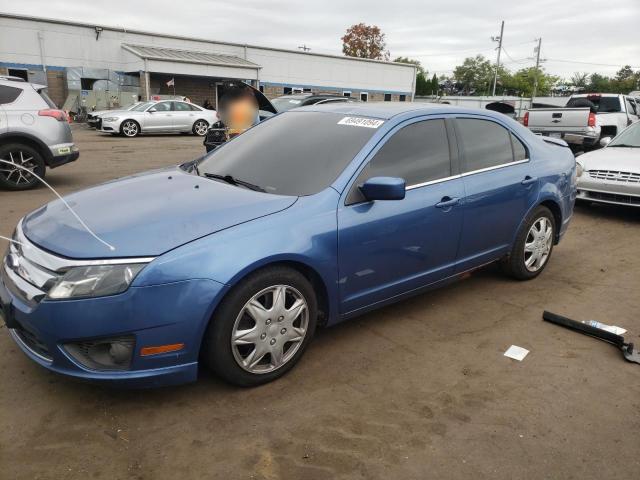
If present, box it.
[65,336,135,371]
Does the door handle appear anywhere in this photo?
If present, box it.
[435,196,460,209]
[521,176,538,186]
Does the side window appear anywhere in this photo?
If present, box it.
[625,98,637,116]
[511,133,528,161]
[157,102,172,112]
[0,85,22,104]
[456,119,515,172]
[189,103,201,111]
[173,102,191,111]
[347,120,451,204]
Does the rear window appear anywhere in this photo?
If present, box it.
[37,88,57,108]
[0,85,22,104]
[567,96,621,113]
[198,111,381,196]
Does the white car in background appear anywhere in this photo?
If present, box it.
[98,100,217,137]
[576,121,640,207]
[87,102,143,128]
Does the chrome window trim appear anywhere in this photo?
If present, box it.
[406,174,462,190]
[14,220,155,273]
[405,159,530,191]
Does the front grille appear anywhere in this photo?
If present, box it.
[13,327,53,362]
[585,190,640,206]
[588,170,640,183]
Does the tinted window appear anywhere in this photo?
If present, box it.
[173,102,191,111]
[457,119,514,172]
[0,85,23,104]
[189,103,201,111]
[347,120,451,204]
[567,96,621,113]
[153,102,171,112]
[511,133,527,161]
[197,112,380,196]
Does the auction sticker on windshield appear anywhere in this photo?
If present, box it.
[337,117,384,128]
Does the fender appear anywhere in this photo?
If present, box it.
[0,131,53,163]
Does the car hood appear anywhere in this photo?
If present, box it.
[22,167,297,259]
[579,147,640,172]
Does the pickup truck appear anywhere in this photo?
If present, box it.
[524,93,640,149]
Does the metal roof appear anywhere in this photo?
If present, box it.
[122,44,260,69]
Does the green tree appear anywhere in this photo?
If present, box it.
[342,23,390,60]
[570,72,589,88]
[588,73,611,92]
[431,74,439,95]
[503,67,558,97]
[453,55,502,95]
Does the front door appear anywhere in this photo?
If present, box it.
[143,101,173,131]
[337,118,464,314]
[453,117,539,271]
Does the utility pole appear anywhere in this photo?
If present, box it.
[531,37,542,102]
[491,20,504,97]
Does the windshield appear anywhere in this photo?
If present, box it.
[131,102,154,112]
[566,96,621,113]
[609,122,640,148]
[197,111,382,196]
[271,96,307,112]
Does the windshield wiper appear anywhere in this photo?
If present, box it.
[203,173,266,192]
[609,144,639,148]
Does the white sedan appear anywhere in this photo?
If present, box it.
[98,100,217,137]
[576,121,640,207]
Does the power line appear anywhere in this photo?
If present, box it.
[544,58,639,68]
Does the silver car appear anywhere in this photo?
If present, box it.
[87,102,142,128]
[0,76,78,190]
[576,121,640,207]
[98,100,217,137]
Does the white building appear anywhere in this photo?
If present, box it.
[0,13,417,109]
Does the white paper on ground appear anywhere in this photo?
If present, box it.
[504,345,529,361]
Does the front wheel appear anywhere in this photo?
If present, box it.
[203,267,317,387]
[192,120,209,136]
[503,206,556,280]
[121,120,140,137]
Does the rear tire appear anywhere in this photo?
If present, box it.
[0,143,46,191]
[192,120,209,136]
[503,205,556,280]
[203,267,317,387]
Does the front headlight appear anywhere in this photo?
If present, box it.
[47,264,146,300]
[102,117,119,122]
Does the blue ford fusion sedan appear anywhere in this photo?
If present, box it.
[0,104,576,387]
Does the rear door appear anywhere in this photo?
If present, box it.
[454,117,538,272]
[142,101,173,131]
[172,101,196,131]
[337,117,465,314]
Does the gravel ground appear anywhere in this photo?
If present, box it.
[1,126,639,480]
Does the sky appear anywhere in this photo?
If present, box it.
[4,0,639,80]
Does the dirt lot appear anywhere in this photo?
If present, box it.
[1,126,639,480]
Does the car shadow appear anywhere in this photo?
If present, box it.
[574,201,640,223]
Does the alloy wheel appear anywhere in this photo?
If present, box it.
[122,121,139,137]
[194,120,208,136]
[231,285,309,374]
[524,217,553,272]
[0,150,38,186]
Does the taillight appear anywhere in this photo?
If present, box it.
[588,112,596,127]
[38,109,67,122]
[523,111,529,127]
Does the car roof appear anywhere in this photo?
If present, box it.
[294,101,506,120]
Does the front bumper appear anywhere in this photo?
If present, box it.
[577,175,640,207]
[531,127,600,146]
[0,265,227,388]
[99,119,121,133]
[46,143,79,168]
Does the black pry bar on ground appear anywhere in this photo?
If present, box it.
[543,311,640,365]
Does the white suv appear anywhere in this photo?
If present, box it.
[0,76,79,190]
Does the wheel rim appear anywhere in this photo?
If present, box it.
[194,121,208,135]
[123,121,138,136]
[231,285,309,374]
[524,217,553,272]
[0,150,37,186]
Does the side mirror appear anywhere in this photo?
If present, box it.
[599,137,612,147]
[360,177,406,201]
[148,107,157,113]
